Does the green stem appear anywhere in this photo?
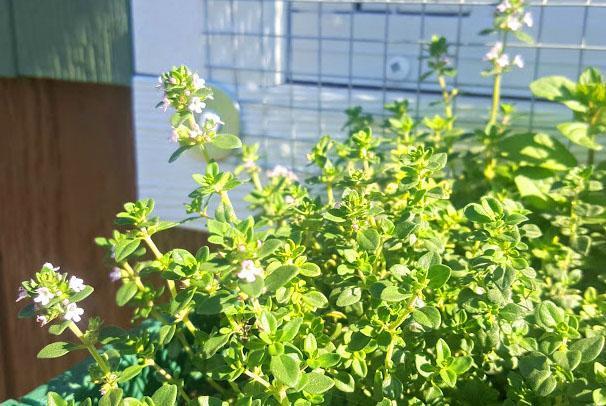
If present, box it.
[251,171,263,191]
[68,322,111,375]
[147,359,191,402]
[326,183,334,205]
[437,75,453,127]
[142,234,178,298]
[488,73,502,127]
[220,191,238,223]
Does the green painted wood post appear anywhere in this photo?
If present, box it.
[0,0,132,86]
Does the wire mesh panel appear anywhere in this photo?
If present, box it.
[200,0,606,170]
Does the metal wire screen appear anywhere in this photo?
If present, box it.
[200,0,606,170]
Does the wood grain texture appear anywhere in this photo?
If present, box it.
[0,78,136,399]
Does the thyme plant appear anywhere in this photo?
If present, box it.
[15,2,606,405]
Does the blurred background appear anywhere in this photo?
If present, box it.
[1,0,604,400]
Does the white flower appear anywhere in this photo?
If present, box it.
[16,287,27,302]
[512,54,524,68]
[496,0,511,13]
[506,16,522,31]
[69,276,85,293]
[484,42,503,61]
[192,73,205,90]
[267,165,298,182]
[412,297,426,308]
[496,54,510,68]
[169,77,178,85]
[523,12,533,27]
[36,315,48,326]
[43,262,60,272]
[237,260,263,283]
[161,97,170,112]
[201,111,224,132]
[243,159,256,170]
[169,129,179,143]
[188,97,205,113]
[33,287,55,306]
[109,267,122,282]
[474,286,486,295]
[64,302,84,323]
[284,195,295,205]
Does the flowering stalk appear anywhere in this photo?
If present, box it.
[68,321,111,376]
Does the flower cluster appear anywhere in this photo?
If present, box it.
[17,263,88,326]
[484,42,525,69]
[267,164,299,182]
[496,0,533,31]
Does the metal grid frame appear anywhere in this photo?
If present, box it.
[200,0,606,170]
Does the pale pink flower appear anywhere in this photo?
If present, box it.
[64,302,84,323]
[169,129,179,143]
[506,16,522,31]
[496,0,511,13]
[484,42,503,61]
[188,97,205,113]
[496,54,510,68]
[512,55,524,68]
[161,97,170,112]
[36,315,48,326]
[34,287,55,306]
[192,73,205,90]
[43,262,60,272]
[16,286,27,302]
[237,260,263,283]
[284,195,295,205]
[267,165,298,182]
[69,276,85,293]
[523,12,533,27]
[413,297,426,308]
[109,267,122,282]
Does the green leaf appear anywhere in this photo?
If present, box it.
[203,334,230,358]
[464,203,492,223]
[270,354,301,387]
[439,368,457,387]
[116,281,138,307]
[118,365,146,383]
[380,286,407,302]
[530,75,576,101]
[500,303,526,322]
[333,371,355,393]
[558,122,602,150]
[239,276,264,298]
[211,134,242,150]
[265,265,299,291]
[100,389,124,406]
[158,324,176,346]
[336,287,362,307]
[436,339,451,363]
[279,318,303,342]
[514,30,534,44]
[450,356,472,374]
[412,306,441,329]
[569,336,605,363]
[37,342,74,359]
[258,239,282,258]
[301,291,329,308]
[303,372,335,394]
[47,392,68,406]
[168,145,193,163]
[427,264,451,289]
[535,301,566,329]
[357,229,381,252]
[197,396,224,406]
[114,239,141,263]
[553,349,582,371]
[528,370,557,397]
[152,385,178,406]
[70,285,94,303]
[48,320,71,336]
[498,132,577,171]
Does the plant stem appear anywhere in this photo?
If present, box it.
[146,359,191,402]
[220,191,238,223]
[68,322,111,375]
[243,369,271,388]
[251,171,263,191]
[143,234,178,298]
[326,183,334,205]
[437,75,453,128]
[488,73,502,127]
